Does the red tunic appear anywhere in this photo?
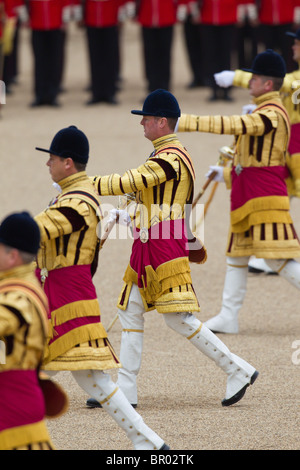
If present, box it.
[136,0,183,27]
[4,0,22,18]
[27,0,64,30]
[258,0,299,25]
[84,0,121,27]
[200,0,240,25]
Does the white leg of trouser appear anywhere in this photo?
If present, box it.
[264,259,300,289]
[72,370,165,450]
[204,256,249,334]
[163,313,257,405]
[117,284,145,405]
[248,257,276,274]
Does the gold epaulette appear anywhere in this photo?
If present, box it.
[0,279,49,337]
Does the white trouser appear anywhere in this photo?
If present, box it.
[117,284,257,406]
[205,257,300,334]
[117,284,145,405]
[204,256,249,334]
[45,369,165,450]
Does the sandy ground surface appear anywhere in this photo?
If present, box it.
[1,22,300,452]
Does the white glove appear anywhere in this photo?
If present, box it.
[246,4,258,21]
[62,6,72,23]
[118,5,127,22]
[107,208,131,226]
[71,5,83,21]
[242,103,256,114]
[205,166,224,182]
[16,5,29,23]
[214,71,235,88]
[125,1,136,19]
[177,5,188,21]
[294,6,300,23]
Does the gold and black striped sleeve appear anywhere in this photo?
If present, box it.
[0,305,20,337]
[35,199,87,241]
[178,111,276,136]
[92,158,178,196]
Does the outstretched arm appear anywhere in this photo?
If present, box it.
[92,157,178,196]
[177,110,275,136]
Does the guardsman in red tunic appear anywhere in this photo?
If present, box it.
[135,0,187,93]
[19,0,68,107]
[2,0,23,92]
[258,0,300,72]
[181,1,206,89]
[199,0,242,101]
[73,0,122,105]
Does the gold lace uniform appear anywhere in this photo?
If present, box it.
[35,172,120,371]
[92,135,201,313]
[178,92,300,259]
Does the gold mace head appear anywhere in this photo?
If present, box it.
[219,146,234,160]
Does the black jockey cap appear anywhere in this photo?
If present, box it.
[36,125,89,164]
[243,49,286,78]
[131,89,181,118]
[0,211,40,255]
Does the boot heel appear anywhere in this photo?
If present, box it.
[222,370,259,407]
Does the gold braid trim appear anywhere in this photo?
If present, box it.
[230,196,291,233]
[277,260,289,273]
[0,420,53,451]
[43,323,107,365]
[122,329,144,333]
[50,299,101,327]
[99,387,118,405]
[232,210,292,233]
[286,153,300,197]
[123,258,192,303]
[187,324,202,340]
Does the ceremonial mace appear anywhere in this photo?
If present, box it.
[192,146,234,233]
